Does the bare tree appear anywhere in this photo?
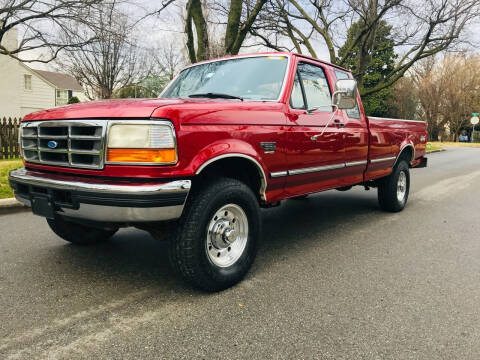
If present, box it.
[412,57,447,141]
[252,0,480,96]
[414,55,480,141]
[387,76,419,120]
[184,0,268,63]
[56,3,151,99]
[154,41,186,81]
[440,56,480,141]
[0,0,106,63]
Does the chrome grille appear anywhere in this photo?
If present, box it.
[20,120,106,169]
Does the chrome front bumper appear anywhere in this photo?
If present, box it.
[9,167,191,223]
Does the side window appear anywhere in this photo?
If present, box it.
[298,62,331,111]
[334,70,361,119]
[290,72,305,109]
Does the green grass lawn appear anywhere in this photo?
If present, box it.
[426,142,444,152]
[0,158,23,199]
[429,141,480,148]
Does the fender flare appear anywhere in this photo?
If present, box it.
[393,142,415,168]
[195,153,268,201]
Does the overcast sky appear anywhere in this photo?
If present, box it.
[26,0,480,73]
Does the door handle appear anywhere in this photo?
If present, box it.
[334,119,345,127]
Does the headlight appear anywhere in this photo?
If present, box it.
[106,121,177,164]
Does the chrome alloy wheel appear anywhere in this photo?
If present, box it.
[206,204,249,267]
[397,171,407,202]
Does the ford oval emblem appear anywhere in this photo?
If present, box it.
[47,140,58,149]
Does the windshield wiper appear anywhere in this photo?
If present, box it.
[188,92,243,101]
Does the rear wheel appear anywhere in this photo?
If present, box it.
[47,216,118,245]
[169,177,261,292]
[378,160,410,212]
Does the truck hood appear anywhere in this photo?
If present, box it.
[22,98,218,121]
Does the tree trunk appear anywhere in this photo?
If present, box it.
[225,0,243,54]
[229,0,267,55]
[185,0,209,63]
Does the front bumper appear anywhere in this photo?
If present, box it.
[9,167,191,223]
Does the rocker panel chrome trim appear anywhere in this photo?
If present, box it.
[270,171,288,178]
[288,163,345,176]
[370,156,396,164]
[345,160,368,167]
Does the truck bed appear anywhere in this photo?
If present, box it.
[365,116,427,181]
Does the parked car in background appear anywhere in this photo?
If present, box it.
[10,53,427,291]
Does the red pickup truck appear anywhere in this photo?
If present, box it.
[10,53,427,291]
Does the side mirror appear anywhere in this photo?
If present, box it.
[332,79,357,110]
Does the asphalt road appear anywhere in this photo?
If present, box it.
[1,147,480,360]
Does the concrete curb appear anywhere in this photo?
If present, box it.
[0,198,29,215]
[426,149,446,154]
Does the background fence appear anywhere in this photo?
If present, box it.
[0,117,21,159]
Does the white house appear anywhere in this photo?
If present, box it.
[0,28,87,118]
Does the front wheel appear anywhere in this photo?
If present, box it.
[169,177,261,292]
[377,160,410,212]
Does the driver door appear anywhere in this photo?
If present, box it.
[285,61,348,197]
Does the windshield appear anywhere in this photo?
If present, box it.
[161,56,289,101]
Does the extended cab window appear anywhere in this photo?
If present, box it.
[297,62,331,111]
[162,56,288,101]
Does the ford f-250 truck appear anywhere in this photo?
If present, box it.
[9,53,427,291]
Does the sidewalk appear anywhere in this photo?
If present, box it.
[0,198,28,215]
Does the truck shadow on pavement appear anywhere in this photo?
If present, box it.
[47,189,387,293]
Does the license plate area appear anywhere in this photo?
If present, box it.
[11,181,78,211]
[31,196,56,219]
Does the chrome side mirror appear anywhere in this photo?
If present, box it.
[332,79,357,110]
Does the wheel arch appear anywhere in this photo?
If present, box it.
[393,143,415,168]
[195,153,268,202]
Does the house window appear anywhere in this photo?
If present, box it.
[56,89,69,106]
[24,75,32,90]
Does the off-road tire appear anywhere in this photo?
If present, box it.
[169,177,261,292]
[47,216,118,245]
[378,160,410,212]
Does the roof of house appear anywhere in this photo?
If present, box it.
[33,70,83,92]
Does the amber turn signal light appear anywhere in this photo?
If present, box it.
[107,148,176,163]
